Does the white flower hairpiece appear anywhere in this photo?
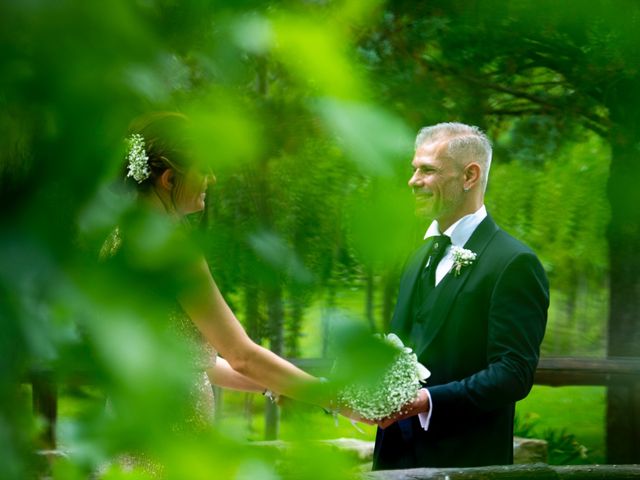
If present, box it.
[125,133,150,183]
[451,246,477,276]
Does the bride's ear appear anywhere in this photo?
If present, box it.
[158,169,174,191]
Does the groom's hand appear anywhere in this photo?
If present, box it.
[377,389,430,429]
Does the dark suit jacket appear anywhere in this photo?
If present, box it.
[373,214,549,470]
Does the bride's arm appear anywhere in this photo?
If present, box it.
[207,357,264,392]
[178,257,327,405]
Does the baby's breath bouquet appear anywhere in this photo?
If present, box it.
[336,333,430,421]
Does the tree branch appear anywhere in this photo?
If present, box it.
[430,61,610,136]
[487,108,550,116]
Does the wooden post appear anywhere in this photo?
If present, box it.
[31,370,57,450]
[265,284,284,440]
[607,384,640,464]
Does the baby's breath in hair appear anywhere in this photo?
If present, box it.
[126,133,150,183]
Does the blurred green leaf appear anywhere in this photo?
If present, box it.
[316,99,413,176]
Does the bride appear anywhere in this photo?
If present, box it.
[100,112,352,473]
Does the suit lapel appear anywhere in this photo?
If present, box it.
[390,238,436,340]
[415,215,500,358]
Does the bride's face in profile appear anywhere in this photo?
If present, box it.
[174,166,216,215]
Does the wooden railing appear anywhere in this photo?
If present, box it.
[534,357,640,387]
[28,356,640,458]
[535,356,640,465]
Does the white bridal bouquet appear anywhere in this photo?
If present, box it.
[336,333,430,421]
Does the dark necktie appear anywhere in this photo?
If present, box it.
[412,234,452,321]
[422,235,452,288]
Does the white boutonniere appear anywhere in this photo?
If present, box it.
[450,246,477,276]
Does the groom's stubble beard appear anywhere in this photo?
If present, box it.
[413,189,440,221]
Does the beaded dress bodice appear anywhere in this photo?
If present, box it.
[101,227,217,429]
[168,304,216,431]
[98,227,217,476]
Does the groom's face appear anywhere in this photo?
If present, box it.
[408,140,465,221]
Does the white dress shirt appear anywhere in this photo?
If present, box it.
[418,205,487,430]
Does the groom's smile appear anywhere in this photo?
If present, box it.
[412,188,435,217]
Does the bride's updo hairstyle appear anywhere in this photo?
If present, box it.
[123,111,193,194]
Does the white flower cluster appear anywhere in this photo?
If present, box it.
[126,133,150,183]
[451,246,477,276]
[337,333,430,421]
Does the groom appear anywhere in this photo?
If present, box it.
[373,123,549,469]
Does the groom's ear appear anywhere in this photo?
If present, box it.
[463,162,481,190]
[159,168,174,191]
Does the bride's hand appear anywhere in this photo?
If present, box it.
[337,406,377,425]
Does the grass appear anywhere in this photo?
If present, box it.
[516,385,606,464]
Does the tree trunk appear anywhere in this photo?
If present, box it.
[382,268,399,332]
[244,392,255,434]
[267,284,285,355]
[605,81,640,463]
[265,284,284,440]
[286,294,305,358]
[562,270,578,354]
[365,268,376,332]
[242,285,258,431]
[322,284,336,358]
[245,282,262,343]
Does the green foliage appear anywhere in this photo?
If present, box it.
[359,0,640,362]
[513,412,538,440]
[515,412,590,465]
[2,0,631,475]
[0,0,418,477]
[517,385,606,464]
[544,428,590,465]
[489,130,610,355]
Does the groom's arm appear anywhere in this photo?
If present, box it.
[426,251,549,428]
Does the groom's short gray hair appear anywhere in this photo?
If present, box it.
[415,122,493,192]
